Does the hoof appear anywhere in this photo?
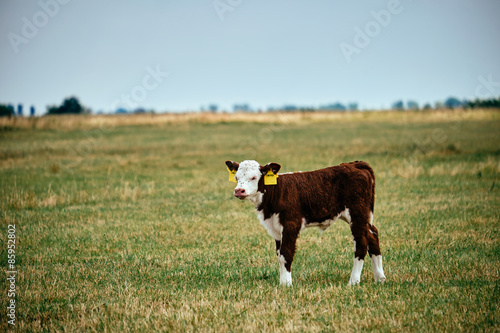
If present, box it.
[348,279,360,286]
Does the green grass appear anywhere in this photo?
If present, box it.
[1,110,499,332]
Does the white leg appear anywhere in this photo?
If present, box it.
[278,255,292,286]
[371,255,386,283]
[349,257,364,285]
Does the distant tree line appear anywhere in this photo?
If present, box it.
[391,96,500,111]
[261,102,359,113]
[47,96,90,115]
[0,104,35,117]
[1,95,499,117]
[0,104,15,117]
[230,96,499,113]
[463,97,500,109]
[0,97,92,117]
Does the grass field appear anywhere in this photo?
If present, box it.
[1,110,499,332]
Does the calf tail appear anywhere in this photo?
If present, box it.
[354,161,375,213]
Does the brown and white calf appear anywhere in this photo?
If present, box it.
[225,160,386,286]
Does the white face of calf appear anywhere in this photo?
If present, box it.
[225,160,281,202]
[231,160,262,200]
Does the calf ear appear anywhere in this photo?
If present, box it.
[225,160,239,171]
[261,162,281,175]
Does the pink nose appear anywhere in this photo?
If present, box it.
[234,188,246,197]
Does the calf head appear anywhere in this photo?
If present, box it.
[225,160,281,201]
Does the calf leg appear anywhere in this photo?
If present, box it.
[349,218,369,285]
[367,224,386,283]
[277,227,298,287]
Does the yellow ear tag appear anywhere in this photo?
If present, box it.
[264,170,278,185]
[227,167,237,183]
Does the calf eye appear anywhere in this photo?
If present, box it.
[251,176,257,181]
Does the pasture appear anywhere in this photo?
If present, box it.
[1,110,499,332]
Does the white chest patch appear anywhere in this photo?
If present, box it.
[256,211,282,241]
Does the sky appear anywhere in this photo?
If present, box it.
[1,0,499,114]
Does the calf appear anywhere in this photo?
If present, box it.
[225,160,386,286]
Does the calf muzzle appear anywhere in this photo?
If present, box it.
[234,188,247,199]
